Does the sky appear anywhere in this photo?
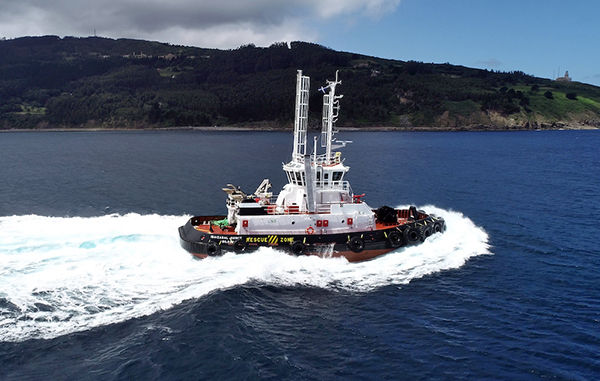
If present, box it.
[1,0,599,86]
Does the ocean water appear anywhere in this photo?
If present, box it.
[0,130,599,380]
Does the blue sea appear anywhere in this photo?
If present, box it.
[0,130,599,380]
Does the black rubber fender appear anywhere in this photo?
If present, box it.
[433,222,444,234]
[206,241,221,256]
[404,227,421,244]
[233,239,247,253]
[421,225,433,241]
[348,236,365,253]
[388,231,403,248]
[291,240,306,255]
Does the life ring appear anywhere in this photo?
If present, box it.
[404,227,420,244]
[348,236,365,253]
[306,226,315,235]
[206,241,221,255]
[388,231,403,248]
[291,240,306,255]
[233,239,247,253]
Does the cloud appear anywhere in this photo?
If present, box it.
[0,0,401,48]
[309,0,401,18]
[476,58,502,68]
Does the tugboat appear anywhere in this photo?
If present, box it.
[179,70,445,262]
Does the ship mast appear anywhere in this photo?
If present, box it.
[320,70,347,164]
[278,70,352,215]
[292,70,310,163]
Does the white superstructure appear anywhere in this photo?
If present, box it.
[229,70,374,235]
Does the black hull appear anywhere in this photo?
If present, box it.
[179,214,445,262]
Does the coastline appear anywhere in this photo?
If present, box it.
[1,124,598,133]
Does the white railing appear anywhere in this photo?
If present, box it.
[314,180,351,192]
[312,152,341,166]
[316,204,332,214]
[262,203,334,215]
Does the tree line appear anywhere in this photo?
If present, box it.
[1,36,599,129]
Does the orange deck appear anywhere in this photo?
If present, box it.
[194,224,237,235]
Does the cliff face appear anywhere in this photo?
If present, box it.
[435,110,600,130]
[1,36,599,130]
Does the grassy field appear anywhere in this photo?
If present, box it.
[16,106,47,115]
[504,84,600,123]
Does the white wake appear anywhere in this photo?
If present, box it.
[0,207,489,342]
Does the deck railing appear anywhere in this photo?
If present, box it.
[263,203,335,215]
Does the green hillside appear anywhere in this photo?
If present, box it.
[1,36,599,130]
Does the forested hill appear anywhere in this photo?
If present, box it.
[1,35,600,130]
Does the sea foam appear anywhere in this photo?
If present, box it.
[0,207,489,342]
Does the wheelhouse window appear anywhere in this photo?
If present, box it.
[332,172,343,181]
[293,171,305,186]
